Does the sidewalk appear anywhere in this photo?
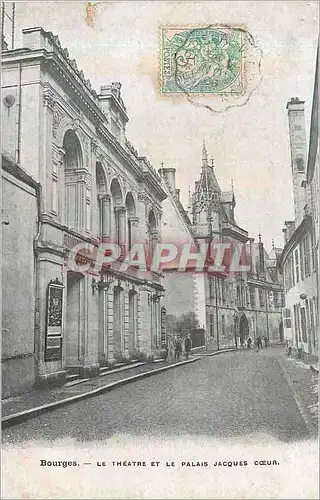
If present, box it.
[2,355,201,428]
[280,353,319,438]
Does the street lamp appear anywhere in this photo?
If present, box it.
[91,268,114,295]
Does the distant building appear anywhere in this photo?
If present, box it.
[278,46,319,363]
[160,143,284,349]
[1,27,167,397]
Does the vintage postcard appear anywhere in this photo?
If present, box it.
[1,1,319,499]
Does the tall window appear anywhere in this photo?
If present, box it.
[221,315,225,336]
[63,130,84,230]
[209,313,214,337]
[309,300,315,347]
[304,235,311,277]
[300,308,307,343]
[283,308,291,329]
[259,289,264,308]
[299,242,305,281]
[125,192,136,251]
[291,254,296,286]
[249,287,255,308]
[294,249,300,283]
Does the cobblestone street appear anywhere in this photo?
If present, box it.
[2,347,318,444]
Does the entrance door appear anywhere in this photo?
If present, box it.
[239,314,249,346]
[65,272,84,367]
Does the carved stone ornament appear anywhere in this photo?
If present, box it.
[52,108,64,138]
[90,138,99,153]
[43,90,56,111]
[72,117,81,131]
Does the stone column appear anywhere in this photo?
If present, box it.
[136,291,141,352]
[43,90,56,214]
[90,139,98,236]
[128,216,139,246]
[106,286,114,362]
[115,207,127,258]
[123,288,130,358]
[101,194,111,240]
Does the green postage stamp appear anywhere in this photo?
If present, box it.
[160,26,245,95]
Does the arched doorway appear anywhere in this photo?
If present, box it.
[239,314,249,346]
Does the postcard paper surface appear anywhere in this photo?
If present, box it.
[1,1,319,499]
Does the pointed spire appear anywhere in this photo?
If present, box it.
[231,179,234,192]
[202,140,208,168]
[258,233,262,243]
[210,156,214,169]
[272,238,275,249]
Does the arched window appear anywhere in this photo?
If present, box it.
[148,210,158,265]
[96,163,109,239]
[125,193,136,251]
[110,179,125,259]
[63,130,85,231]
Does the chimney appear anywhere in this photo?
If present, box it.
[284,220,296,241]
[258,234,265,274]
[286,97,307,225]
[158,167,176,193]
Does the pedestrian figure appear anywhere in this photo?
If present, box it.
[255,336,260,352]
[174,336,182,362]
[184,334,192,359]
[247,337,252,349]
[256,336,263,351]
[263,336,268,348]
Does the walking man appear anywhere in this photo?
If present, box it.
[184,334,192,359]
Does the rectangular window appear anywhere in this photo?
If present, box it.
[209,313,214,337]
[221,280,226,303]
[309,300,315,347]
[291,254,295,286]
[300,242,305,281]
[222,315,225,336]
[273,292,278,308]
[304,235,311,277]
[209,279,213,300]
[300,308,307,343]
[259,289,264,308]
[294,306,301,342]
[250,287,255,308]
[283,308,292,329]
[294,249,300,283]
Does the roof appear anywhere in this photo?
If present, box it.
[220,191,235,204]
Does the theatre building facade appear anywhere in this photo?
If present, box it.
[2,27,166,396]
